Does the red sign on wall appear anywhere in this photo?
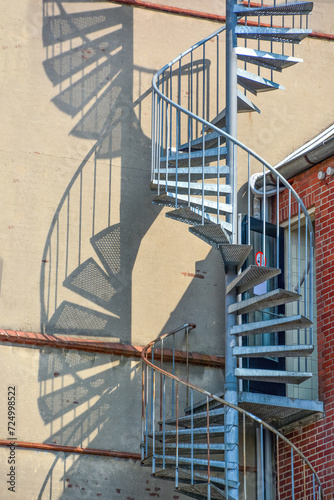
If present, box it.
[255,251,267,267]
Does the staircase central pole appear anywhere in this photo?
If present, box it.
[224,1,239,498]
[226,0,238,244]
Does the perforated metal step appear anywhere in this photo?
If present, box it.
[153,193,187,208]
[231,314,312,336]
[150,442,230,455]
[184,393,225,416]
[161,146,227,166]
[226,265,281,294]
[161,407,225,428]
[236,47,302,72]
[153,425,226,443]
[228,288,301,315]
[154,165,230,178]
[178,130,226,152]
[206,90,260,130]
[166,207,232,233]
[156,192,232,215]
[153,179,231,195]
[238,392,324,431]
[189,224,230,247]
[237,67,284,95]
[146,454,227,470]
[234,1,313,17]
[177,483,228,500]
[153,468,239,490]
[233,344,314,358]
[219,244,252,270]
[236,26,312,43]
[235,368,312,384]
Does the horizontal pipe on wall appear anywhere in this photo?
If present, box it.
[108,0,334,41]
[0,329,225,368]
[0,439,141,460]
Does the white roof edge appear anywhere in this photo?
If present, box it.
[250,124,334,196]
[274,124,334,179]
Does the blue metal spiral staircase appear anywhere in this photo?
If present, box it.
[142,1,324,498]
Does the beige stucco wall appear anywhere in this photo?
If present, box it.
[0,0,333,345]
[0,1,333,498]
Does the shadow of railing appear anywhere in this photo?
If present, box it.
[38,2,218,497]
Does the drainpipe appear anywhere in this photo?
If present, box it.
[254,196,261,220]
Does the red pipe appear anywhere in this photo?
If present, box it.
[0,329,225,368]
[0,439,141,460]
[107,0,334,41]
[108,0,227,23]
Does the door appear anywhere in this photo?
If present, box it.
[241,215,286,397]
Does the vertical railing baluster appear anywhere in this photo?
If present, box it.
[175,97,179,208]
[141,361,145,461]
[186,326,189,407]
[248,154,251,245]
[191,50,193,116]
[217,136,220,224]
[151,347,155,432]
[303,461,306,500]
[288,189,291,290]
[263,164,266,263]
[261,424,264,500]
[216,34,219,116]
[277,435,281,500]
[310,228,314,345]
[175,382,179,489]
[224,405,229,498]
[172,334,175,418]
[202,43,206,225]
[188,116,191,207]
[190,389,194,485]
[166,102,170,193]
[313,472,316,499]
[305,219,308,370]
[203,43,206,121]
[298,204,301,372]
[202,126,205,224]
[298,204,301,297]
[178,60,181,148]
[145,363,149,458]
[225,409,229,499]
[277,176,279,269]
[162,373,166,469]
[243,413,247,500]
[161,72,165,160]
[291,447,295,500]
[151,90,156,182]
[160,339,164,428]
[156,94,161,196]
[152,368,156,474]
[170,66,173,158]
[207,397,211,500]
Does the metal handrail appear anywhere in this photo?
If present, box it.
[141,323,323,498]
[152,43,314,248]
[148,16,320,496]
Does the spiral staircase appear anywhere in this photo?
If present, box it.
[141,1,324,499]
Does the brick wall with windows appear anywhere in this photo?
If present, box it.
[274,155,334,498]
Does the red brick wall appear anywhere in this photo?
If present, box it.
[275,156,334,498]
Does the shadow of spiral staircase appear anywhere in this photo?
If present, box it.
[142,1,324,499]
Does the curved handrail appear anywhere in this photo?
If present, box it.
[152,41,314,247]
[141,323,323,498]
